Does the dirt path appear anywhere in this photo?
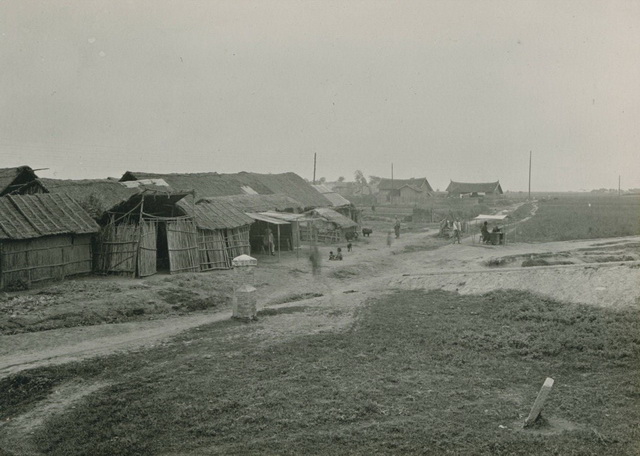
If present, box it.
[1,230,638,380]
[1,227,639,456]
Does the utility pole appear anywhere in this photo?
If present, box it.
[391,163,394,189]
[528,150,532,201]
[313,153,317,185]
[619,175,621,196]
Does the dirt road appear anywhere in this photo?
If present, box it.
[1,229,638,379]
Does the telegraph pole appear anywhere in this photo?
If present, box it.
[313,153,317,184]
[619,175,621,196]
[528,151,532,200]
[391,163,394,189]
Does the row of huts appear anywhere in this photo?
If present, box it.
[0,166,360,289]
[332,177,504,203]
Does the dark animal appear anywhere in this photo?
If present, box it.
[362,228,373,237]
[347,242,352,252]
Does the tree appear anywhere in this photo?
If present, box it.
[337,176,345,182]
[368,175,382,185]
[318,177,326,184]
[354,170,367,185]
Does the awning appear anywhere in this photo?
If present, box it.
[473,214,509,221]
[260,211,320,223]
[245,212,290,225]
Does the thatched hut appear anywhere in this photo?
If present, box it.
[120,171,331,210]
[39,178,145,219]
[0,166,46,196]
[446,181,504,197]
[303,207,359,243]
[197,194,305,254]
[96,189,198,277]
[180,198,254,270]
[312,184,361,224]
[0,193,99,289]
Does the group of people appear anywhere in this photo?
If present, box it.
[329,248,343,261]
[480,221,502,244]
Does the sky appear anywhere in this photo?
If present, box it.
[0,0,638,192]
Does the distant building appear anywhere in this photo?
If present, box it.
[377,177,433,203]
[446,181,504,197]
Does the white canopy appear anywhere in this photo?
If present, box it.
[473,214,509,221]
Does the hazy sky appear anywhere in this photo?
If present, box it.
[1,1,638,191]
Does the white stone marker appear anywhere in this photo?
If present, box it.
[231,254,257,321]
[524,377,554,428]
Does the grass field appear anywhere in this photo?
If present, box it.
[515,195,640,242]
[2,289,638,455]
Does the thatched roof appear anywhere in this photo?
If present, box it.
[185,199,254,230]
[197,194,304,213]
[312,184,352,207]
[39,178,178,219]
[378,177,433,192]
[121,171,331,209]
[0,166,39,196]
[446,181,503,195]
[0,194,99,240]
[309,207,359,229]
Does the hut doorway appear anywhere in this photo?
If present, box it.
[97,193,200,277]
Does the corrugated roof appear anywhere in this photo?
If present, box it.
[182,198,254,230]
[121,171,331,208]
[446,181,503,194]
[197,194,304,212]
[0,166,38,196]
[0,194,99,240]
[312,184,352,207]
[379,177,433,192]
[309,207,359,229]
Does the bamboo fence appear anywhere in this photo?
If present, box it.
[137,220,157,277]
[96,223,138,276]
[226,226,251,259]
[166,219,200,273]
[0,234,93,289]
[198,229,229,270]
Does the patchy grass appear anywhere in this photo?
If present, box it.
[268,292,324,305]
[257,306,309,317]
[1,289,637,455]
[0,274,234,335]
[516,195,640,242]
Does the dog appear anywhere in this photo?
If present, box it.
[362,228,373,237]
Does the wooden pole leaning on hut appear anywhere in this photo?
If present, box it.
[277,224,281,262]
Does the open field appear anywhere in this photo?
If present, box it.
[0,199,639,455]
[1,289,638,455]
[515,195,640,242]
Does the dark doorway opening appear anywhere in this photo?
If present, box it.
[156,222,170,272]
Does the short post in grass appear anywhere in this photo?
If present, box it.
[231,254,258,321]
[524,377,554,428]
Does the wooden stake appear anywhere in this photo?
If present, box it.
[528,150,532,201]
[524,377,554,427]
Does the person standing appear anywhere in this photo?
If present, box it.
[480,221,490,244]
[264,228,275,255]
[394,218,401,239]
[452,218,462,244]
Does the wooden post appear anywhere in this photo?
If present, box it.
[524,377,554,427]
[277,224,281,262]
[313,153,317,185]
[528,150,532,201]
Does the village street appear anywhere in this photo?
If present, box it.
[1,228,639,380]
